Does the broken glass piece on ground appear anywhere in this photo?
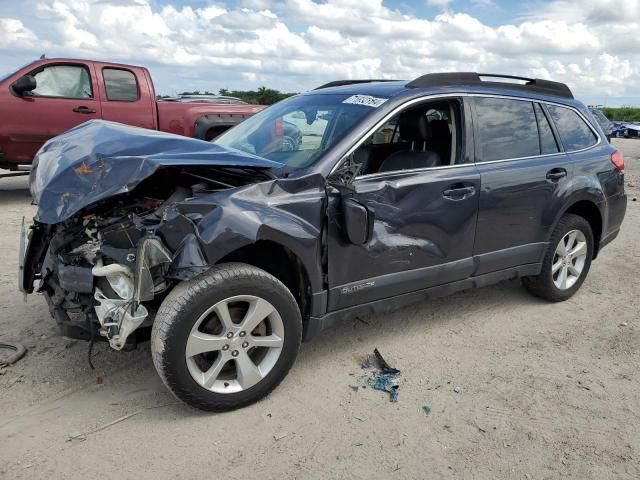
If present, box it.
[362,348,401,402]
[373,348,400,374]
[422,405,431,416]
[368,373,400,402]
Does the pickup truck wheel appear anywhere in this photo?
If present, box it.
[282,136,298,152]
[151,263,302,411]
[523,214,593,302]
[205,126,230,141]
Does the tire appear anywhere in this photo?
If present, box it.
[204,125,230,141]
[151,263,302,411]
[282,136,298,152]
[523,214,594,302]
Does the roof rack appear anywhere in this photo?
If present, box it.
[406,72,573,99]
[314,79,398,90]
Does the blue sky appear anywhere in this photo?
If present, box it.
[1,0,638,106]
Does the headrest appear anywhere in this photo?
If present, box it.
[398,110,431,142]
[429,119,450,137]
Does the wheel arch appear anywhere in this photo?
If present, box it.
[193,114,246,141]
[552,198,604,258]
[216,240,313,325]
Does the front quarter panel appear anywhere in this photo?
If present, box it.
[161,174,327,293]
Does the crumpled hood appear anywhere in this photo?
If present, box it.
[30,120,282,224]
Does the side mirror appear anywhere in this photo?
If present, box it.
[343,197,372,245]
[11,75,36,96]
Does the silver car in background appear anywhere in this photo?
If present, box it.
[589,108,612,142]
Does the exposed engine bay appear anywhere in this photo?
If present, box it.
[27,166,270,350]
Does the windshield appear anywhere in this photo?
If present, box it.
[214,94,384,168]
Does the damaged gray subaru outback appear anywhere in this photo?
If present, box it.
[20,73,627,411]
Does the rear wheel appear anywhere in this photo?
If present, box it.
[205,125,231,141]
[151,263,302,411]
[282,136,298,151]
[523,214,593,302]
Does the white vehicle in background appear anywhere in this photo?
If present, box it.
[624,123,640,138]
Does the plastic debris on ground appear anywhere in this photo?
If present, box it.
[361,348,401,402]
[0,341,27,368]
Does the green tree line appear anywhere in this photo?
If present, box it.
[601,107,640,122]
[218,87,296,105]
[168,87,297,105]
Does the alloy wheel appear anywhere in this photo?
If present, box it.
[185,295,284,393]
[551,229,588,290]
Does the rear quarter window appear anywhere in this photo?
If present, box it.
[547,105,597,151]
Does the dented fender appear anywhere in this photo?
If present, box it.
[157,174,327,291]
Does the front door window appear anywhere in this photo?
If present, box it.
[32,65,92,99]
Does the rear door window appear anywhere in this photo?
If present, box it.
[474,97,539,162]
[103,68,139,101]
[546,105,597,151]
[534,103,560,154]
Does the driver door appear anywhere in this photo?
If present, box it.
[326,98,480,311]
[6,62,101,163]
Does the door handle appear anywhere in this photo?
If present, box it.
[546,168,567,181]
[443,185,476,201]
[73,106,96,114]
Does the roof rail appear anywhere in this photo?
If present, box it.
[406,72,573,99]
[314,79,398,90]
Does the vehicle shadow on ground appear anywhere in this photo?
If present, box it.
[0,177,31,202]
[300,278,542,363]
[53,279,546,416]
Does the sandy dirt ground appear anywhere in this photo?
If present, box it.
[0,139,638,480]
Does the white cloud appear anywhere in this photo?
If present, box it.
[0,0,638,104]
[0,19,38,48]
[527,0,640,23]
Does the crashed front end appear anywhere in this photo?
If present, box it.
[24,220,175,350]
[20,120,281,350]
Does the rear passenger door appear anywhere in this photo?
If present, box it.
[96,66,156,129]
[471,96,570,274]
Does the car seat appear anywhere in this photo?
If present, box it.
[378,110,441,172]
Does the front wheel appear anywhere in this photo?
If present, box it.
[151,263,302,411]
[523,214,594,302]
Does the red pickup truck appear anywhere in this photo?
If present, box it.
[0,58,265,170]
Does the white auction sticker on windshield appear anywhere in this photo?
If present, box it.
[342,94,388,108]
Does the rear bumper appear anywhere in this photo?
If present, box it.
[599,192,626,254]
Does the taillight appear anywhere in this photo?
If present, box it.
[611,150,624,171]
